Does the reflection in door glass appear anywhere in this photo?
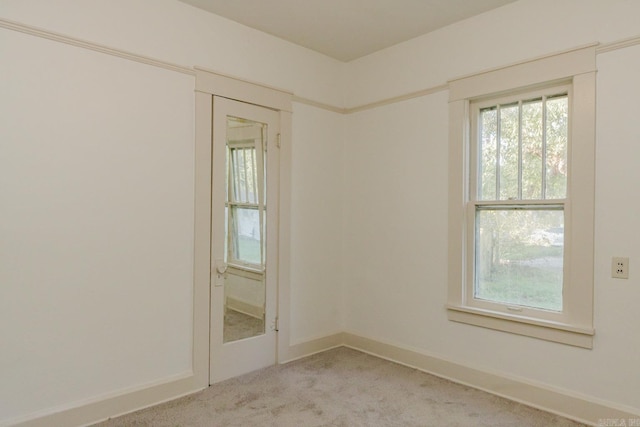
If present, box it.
[223,116,267,343]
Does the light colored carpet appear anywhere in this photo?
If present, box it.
[94,347,585,426]
[224,310,264,343]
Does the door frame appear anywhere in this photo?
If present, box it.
[193,68,293,385]
[210,96,279,383]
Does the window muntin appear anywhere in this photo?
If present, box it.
[468,85,569,317]
[476,91,568,202]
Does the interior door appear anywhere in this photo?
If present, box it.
[210,96,280,384]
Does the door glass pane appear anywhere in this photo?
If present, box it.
[224,116,266,343]
[475,208,564,311]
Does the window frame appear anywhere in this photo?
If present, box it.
[225,125,267,272]
[466,84,571,323]
[446,45,596,348]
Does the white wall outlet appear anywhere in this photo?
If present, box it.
[611,257,629,279]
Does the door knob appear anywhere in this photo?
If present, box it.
[214,259,227,287]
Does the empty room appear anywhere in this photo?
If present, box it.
[1,0,639,426]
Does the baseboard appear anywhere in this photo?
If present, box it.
[341,332,640,426]
[3,372,205,427]
[226,296,264,319]
[280,332,346,363]
[8,332,638,426]
[280,332,640,425]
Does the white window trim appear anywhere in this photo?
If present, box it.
[446,45,596,348]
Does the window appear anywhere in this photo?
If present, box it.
[447,46,596,348]
[471,86,569,317]
[226,116,266,270]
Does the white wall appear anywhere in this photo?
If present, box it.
[593,43,640,403]
[0,28,195,421]
[343,0,640,414]
[0,0,345,423]
[344,92,449,347]
[289,102,346,344]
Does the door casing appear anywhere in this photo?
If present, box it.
[193,68,293,387]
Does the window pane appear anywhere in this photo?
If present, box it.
[545,96,568,199]
[479,108,497,200]
[228,147,261,204]
[499,104,519,200]
[231,207,261,265]
[238,149,248,202]
[475,208,563,311]
[521,100,543,199]
[248,149,257,204]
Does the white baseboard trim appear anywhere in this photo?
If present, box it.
[226,297,264,319]
[341,333,640,426]
[4,372,205,427]
[280,332,346,363]
[7,332,638,426]
[279,332,639,425]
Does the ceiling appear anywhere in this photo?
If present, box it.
[179,0,517,62]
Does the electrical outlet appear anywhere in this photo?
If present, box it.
[611,257,629,279]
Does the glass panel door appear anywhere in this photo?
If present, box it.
[210,96,279,384]
[224,117,266,342]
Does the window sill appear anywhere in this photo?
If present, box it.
[227,264,264,280]
[446,304,594,349]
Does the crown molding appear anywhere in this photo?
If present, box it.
[3,18,639,115]
[0,17,195,76]
[597,34,640,54]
